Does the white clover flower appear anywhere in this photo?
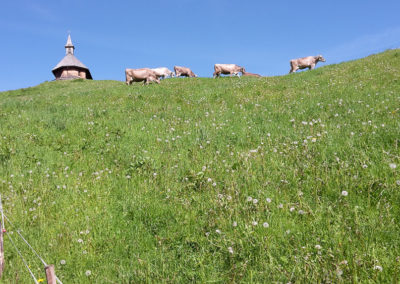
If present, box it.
[373,265,383,272]
[207,178,212,183]
[298,210,305,215]
[290,207,295,212]
[215,229,221,234]
[232,221,237,227]
[60,260,66,265]
[77,239,83,243]
[396,180,400,186]
[266,198,272,203]
[263,222,269,228]
[252,221,258,226]
[315,244,322,250]
[228,247,234,254]
[362,164,368,169]
[341,191,348,196]
[253,199,258,204]
[389,163,397,169]
[85,270,91,276]
[247,196,253,202]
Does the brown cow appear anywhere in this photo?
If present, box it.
[213,64,245,78]
[289,55,326,73]
[125,68,160,85]
[242,71,261,77]
[174,66,197,77]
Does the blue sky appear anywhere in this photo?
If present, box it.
[1,0,400,91]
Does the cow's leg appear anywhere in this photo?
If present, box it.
[126,75,131,85]
[310,64,316,70]
[289,61,297,73]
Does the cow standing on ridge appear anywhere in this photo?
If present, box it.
[151,67,175,79]
[125,68,160,85]
[289,55,326,73]
[213,64,245,78]
[174,66,197,77]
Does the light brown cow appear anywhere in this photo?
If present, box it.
[125,68,160,85]
[151,67,175,79]
[289,55,326,73]
[242,71,261,78]
[213,64,245,78]
[174,66,197,77]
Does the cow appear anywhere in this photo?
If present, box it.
[213,64,245,78]
[289,55,326,73]
[242,71,262,77]
[125,68,160,85]
[151,67,175,79]
[174,66,197,78]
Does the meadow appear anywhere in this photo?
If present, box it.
[0,49,399,283]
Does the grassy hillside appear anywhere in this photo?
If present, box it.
[0,49,399,283]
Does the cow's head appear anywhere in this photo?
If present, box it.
[317,55,326,62]
[240,67,246,73]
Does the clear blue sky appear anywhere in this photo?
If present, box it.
[1,0,400,91]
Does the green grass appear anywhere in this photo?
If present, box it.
[0,49,399,283]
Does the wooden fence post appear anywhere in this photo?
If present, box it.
[0,194,4,277]
[45,265,56,284]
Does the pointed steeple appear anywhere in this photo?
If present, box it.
[65,34,75,55]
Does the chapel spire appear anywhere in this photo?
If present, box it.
[65,34,75,55]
